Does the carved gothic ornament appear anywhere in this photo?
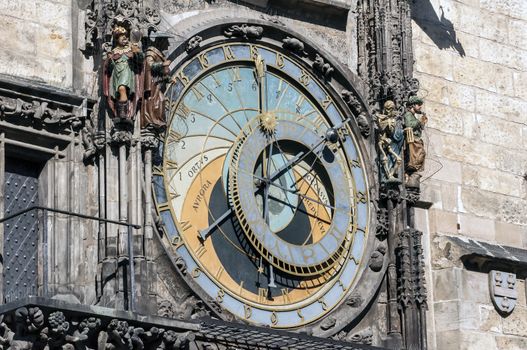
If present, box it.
[489,270,517,315]
[0,95,87,132]
[83,0,161,54]
[153,17,380,338]
[396,228,427,308]
[0,302,381,350]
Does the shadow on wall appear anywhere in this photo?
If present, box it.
[410,0,466,57]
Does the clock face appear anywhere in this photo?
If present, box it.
[154,42,370,328]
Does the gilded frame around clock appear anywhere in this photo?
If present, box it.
[153,18,383,335]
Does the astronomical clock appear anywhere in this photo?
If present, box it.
[153,20,381,333]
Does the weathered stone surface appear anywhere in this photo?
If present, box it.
[503,307,527,336]
[496,335,527,350]
[432,268,461,301]
[495,221,525,247]
[458,214,495,241]
[478,304,503,333]
[461,270,490,305]
[429,209,459,235]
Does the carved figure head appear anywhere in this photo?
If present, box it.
[383,100,395,113]
[113,26,128,46]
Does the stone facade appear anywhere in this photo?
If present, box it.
[411,0,527,349]
[0,0,526,349]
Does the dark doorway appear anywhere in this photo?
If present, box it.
[3,157,42,302]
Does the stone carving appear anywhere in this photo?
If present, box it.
[346,293,363,308]
[341,90,370,138]
[224,24,263,40]
[405,186,420,205]
[82,117,107,162]
[103,25,145,123]
[356,0,418,109]
[111,127,133,145]
[186,36,202,52]
[259,14,285,26]
[376,100,404,183]
[333,327,373,345]
[0,96,86,130]
[141,47,171,131]
[313,54,334,80]
[350,328,373,345]
[282,37,307,56]
[84,0,161,55]
[158,300,175,318]
[396,228,427,342]
[369,243,387,272]
[320,317,336,330]
[141,129,160,150]
[489,270,517,315]
[375,207,389,240]
[404,96,428,185]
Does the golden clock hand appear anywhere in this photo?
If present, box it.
[255,54,266,113]
[198,208,232,241]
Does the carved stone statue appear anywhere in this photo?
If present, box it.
[404,96,427,183]
[141,46,171,130]
[103,26,145,123]
[376,100,403,183]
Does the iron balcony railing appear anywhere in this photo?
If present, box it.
[0,205,141,312]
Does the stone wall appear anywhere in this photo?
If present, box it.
[0,0,74,89]
[412,0,527,349]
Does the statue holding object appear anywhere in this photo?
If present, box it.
[103,25,145,124]
[404,96,428,185]
[141,46,171,131]
[376,100,404,183]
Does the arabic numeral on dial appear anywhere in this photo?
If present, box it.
[244,305,252,319]
[297,309,304,322]
[270,311,278,326]
[252,82,257,91]
[227,83,233,92]
[180,140,186,150]
[216,289,225,304]
[207,94,213,102]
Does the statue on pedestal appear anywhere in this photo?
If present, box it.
[376,100,404,183]
[404,96,428,185]
[103,26,145,124]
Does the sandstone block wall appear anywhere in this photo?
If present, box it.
[0,0,73,89]
[412,0,527,349]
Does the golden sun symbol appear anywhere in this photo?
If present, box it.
[259,112,277,134]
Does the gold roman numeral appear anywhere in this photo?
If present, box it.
[165,160,179,171]
[231,67,242,82]
[281,288,291,303]
[224,46,236,60]
[215,266,225,279]
[258,288,268,303]
[192,87,205,101]
[180,220,192,232]
[167,130,183,144]
[321,95,331,109]
[177,103,191,118]
[195,244,207,258]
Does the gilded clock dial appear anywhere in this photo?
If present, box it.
[154,43,370,328]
